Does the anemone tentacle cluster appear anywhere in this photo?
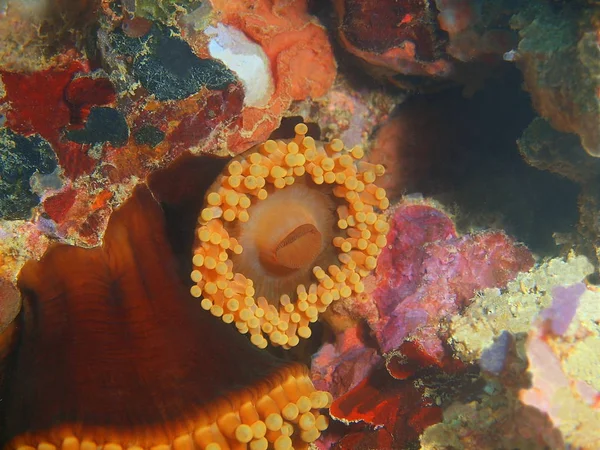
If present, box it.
[8,366,331,450]
[191,123,389,348]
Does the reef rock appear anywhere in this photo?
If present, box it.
[312,200,533,448]
[333,0,516,90]
[511,2,600,158]
[0,0,337,282]
[433,254,600,449]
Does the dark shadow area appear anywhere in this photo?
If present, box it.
[376,67,580,256]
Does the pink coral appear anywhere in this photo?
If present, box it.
[312,200,534,447]
[374,207,534,361]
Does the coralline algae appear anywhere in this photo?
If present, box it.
[430,254,600,449]
[312,200,533,448]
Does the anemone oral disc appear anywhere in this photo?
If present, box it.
[274,223,322,270]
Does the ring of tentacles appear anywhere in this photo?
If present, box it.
[191,123,389,348]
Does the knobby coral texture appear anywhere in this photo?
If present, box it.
[445,255,600,449]
[311,201,534,448]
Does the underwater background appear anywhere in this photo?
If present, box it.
[1,0,600,449]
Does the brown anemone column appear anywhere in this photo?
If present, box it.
[0,184,329,450]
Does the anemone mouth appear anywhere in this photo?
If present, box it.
[270,222,322,271]
[252,185,330,276]
[190,123,389,348]
[232,181,337,301]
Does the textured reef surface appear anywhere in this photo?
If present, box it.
[311,201,534,449]
[1,0,600,449]
[440,254,600,449]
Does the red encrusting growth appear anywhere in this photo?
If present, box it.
[42,188,78,223]
[65,76,116,125]
[1,57,116,179]
[329,363,444,449]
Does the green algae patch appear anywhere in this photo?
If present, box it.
[133,0,201,24]
[66,107,129,147]
[0,128,58,220]
[110,25,236,100]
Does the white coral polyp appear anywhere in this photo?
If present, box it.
[206,23,274,108]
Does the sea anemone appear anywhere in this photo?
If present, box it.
[190,123,390,348]
[0,183,332,450]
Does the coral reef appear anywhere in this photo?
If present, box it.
[333,0,600,162]
[428,254,600,449]
[363,77,580,260]
[1,0,600,449]
[1,56,103,179]
[311,200,533,448]
[0,128,57,220]
[289,76,403,152]
[127,0,198,24]
[0,0,337,267]
[334,0,449,78]
[0,117,390,449]
[451,255,593,365]
[65,106,129,147]
[333,0,516,90]
[0,2,342,445]
[518,117,600,270]
[0,0,97,72]
[511,2,600,158]
[108,24,236,101]
[331,0,600,160]
[371,203,533,360]
[191,0,338,150]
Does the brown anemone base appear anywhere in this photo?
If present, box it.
[0,183,329,450]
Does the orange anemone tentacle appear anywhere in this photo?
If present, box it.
[190,123,390,348]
